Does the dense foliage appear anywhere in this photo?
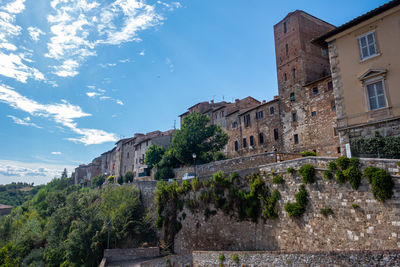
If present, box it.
[351,132,400,159]
[0,182,44,207]
[155,171,280,251]
[364,166,394,202]
[298,164,315,184]
[301,151,317,157]
[284,185,309,217]
[0,178,155,266]
[144,144,165,169]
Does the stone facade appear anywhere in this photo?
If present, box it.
[73,156,102,185]
[274,11,340,156]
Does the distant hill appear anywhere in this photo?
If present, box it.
[0,182,44,207]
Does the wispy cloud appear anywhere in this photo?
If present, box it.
[51,151,62,155]
[86,86,124,106]
[0,83,118,145]
[7,115,41,128]
[0,159,75,185]
[157,1,182,11]
[46,0,165,78]
[118,58,131,63]
[27,26,45,41]
[139,50,145,56]
[99,62,117,68]
[166,57,174,72]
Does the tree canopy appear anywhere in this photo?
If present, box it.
[144,144,165,169]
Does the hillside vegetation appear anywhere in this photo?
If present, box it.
[0,183,44,207]
[0,178,156,267]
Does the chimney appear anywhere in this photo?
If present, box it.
[210,100,214,104]
[274,95,279,100]
[235,99,239,103]
[262,100,266,103]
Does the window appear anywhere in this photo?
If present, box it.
[290,92,295,102]
[333,127,338,137]
[259,133,264,144]
[327,81,333,91]
[244,114,251,127]
[358,31,378,60]
[270,106,274,115]
[322,49,328,56]
[337,147,341,154]
[293,68,297,79]
[284,73,287,81]
[215,113,217,119]
[234,141,239,151]
[312,87,318,96]
[311,110,317,117]
[283,22,287,33]
[292,112,297,122]
[256,111,263,119]
[294,134,299,144]
[285,43,288,56]
[331,100,336,111]
[232,121,238,129]
[274,128,279,140]
[250,136,254,146]
[367,80,386,110]
[127,152,129,159]
[221,110,224,117]
[243,138,247,148]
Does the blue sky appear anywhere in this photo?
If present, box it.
[0,0,387,185]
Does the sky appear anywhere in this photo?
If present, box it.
[0,0,388,185]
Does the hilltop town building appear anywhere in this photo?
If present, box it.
[314,0,400,156]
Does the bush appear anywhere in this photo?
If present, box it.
[320,207,334,217]
[299,164,315,184]
[284,185,308,217]
[231,253,239,264]
[327,161,337,171]
[336,156,350,170]
[91,174,105,188]
[343,166,362,190]
[107,176,114,183]
[272,175,285,185]
[352,203,360,209]
[117,175,124,185]
[364,167,394,202]
[154,167,175,181]
[213,152,227,161]
[287,167,296,175]
[219,254,225,262]
[335,170,346,184]
[301,151,317,157]
[322,170,333,180]
[124,171,134,183]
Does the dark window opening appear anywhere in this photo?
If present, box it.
[323,49,328,56]
[293,68,296,79]
[333,127,338,137]
[290,92,295,102]
[270,106,274,115]
[274,129,279,140]
[283,22,287,33]
[256,111,263,119]
[127,152,129,158]
[331,100,336,111]
[327,81,333,91]
[234,141,239,151]
[337,147,341,154]
[250,136,254,146]
[243,138,247,148]
[313,87,318,96]
[284,73,287,81]
[292,112,297,122]
[285,43,288,56]
[311,111,317,116]
[294,134,299,144]
[244,114,251,127]
[232,121,238,129]
[259,133,264,144]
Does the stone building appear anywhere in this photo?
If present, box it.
[274,10,341,156]
[313,0,400,156]
[133,130,175,179]
[73,156,102,185]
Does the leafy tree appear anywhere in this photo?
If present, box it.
[91,175,106,188]
[117,176,124,185]
[124,171,134,183]
[61,168,68,179]
[145,145,165,169]
[169,111,228,165]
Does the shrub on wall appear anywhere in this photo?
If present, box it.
[124,171,134,183]
[287,167,296,175]
[336,156,350,170]
[320,207,334,217]
[364,166,394,202]
[284,185,308,217]
[299,164,315,184]
[301,151,317,157]
[272,175,285,184]
[351,131,400,158]
[343,166,362,190]
[322,170,333,180]
[328,161,337,171]
[154,167,175,181]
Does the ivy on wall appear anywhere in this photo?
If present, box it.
[351,132,400,159]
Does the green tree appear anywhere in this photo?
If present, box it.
[61,168,68,179]
[91,175,106,188]
[124,171,134,183]
[145,144,165,169]
[169,111,228,165]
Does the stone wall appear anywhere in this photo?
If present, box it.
[192,250,400,267]
[172,157,400,254]
[132,181,158,214]
[138,254,193,267]
[103,247,159,262]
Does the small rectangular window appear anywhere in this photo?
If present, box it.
[284,73,287,81]
[367,81,386,110]
[270,106,274,115]
[337,147,341,154]
[243,138,247,148]
[327,81,333,91]
[293,68,296,79]
[292,112,297,122]
[244,114,251,127]
[283,22,287,33]
[290,92,295,102]
[256,111,263,119]
[234,141,239,151]
[285,43,288,56]
[259,133,264,144]
[331,100,336,111]
[274,128,279,140]
[294,134,299,144]
[333,127,338,137]
[358,32,378,60]
[313,87,318,96]
[232,121,238,129]
[311,107,317,117]
[250,136,254,146]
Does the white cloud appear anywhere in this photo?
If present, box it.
[157,1,182,11]
[86,85,124,106]
[1,0,26,14]
[7,115,41,128]
[0,52,45,82]
[27,26,45,41]
[53,59,79,77]
[99,62,117,68]
[0,83,118,145]
[139,50,145,56]
[86,91,101,98]
[118,58,131,63]
[0,159,75,185]
[51,152,62,155]
[46,0,165,77]
[165,57,174,72]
